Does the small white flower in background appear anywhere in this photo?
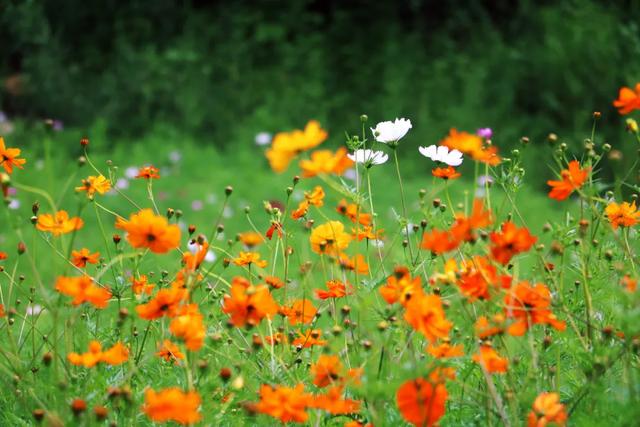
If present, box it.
[26,304,43,316]
[477,175,494,186]
[402,223,416,235]
[8,199,20,210]
[223,206,233,218]
[255,132,272,146]
[191,200,204,211]
[205,250,216,263]
[169,150,182,163]
[418,145,463,166]
[371,118,412,144]
[125,166,139,179]
[347,149,389,166]
[371,239,385,248]
[115,178,129,190]
[206,193,218,205]
[343,168,358,182]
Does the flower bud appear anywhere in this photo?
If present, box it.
[80,137,89,147]
[225,186,233,196]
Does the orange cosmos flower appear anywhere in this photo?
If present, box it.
[281,299,317,325]
[0,137,26,174]
[136,287,187,320]
[0,304,4,317]
[352,225,383,241]
[472,345,509,373]
[440,128,500,165]
[116,209,181,253]
[135,166,160,179]
[238,231,264,248]
[504,281,566,336]
[75,175,111,197]
[292,329,327,348]
[396,378,448,427]
[547,160,590,201]
[299,147,354,178]
[380,267,423,306]
[430,258,458,286]
[315,280,352,300]
[55,276,111,308]
[0,251,7,261]
[266,120,328,173]
[170,304,205,351]
[233,251,267,268]
[156,339,185,363]
[489,221,537,265]
[265,275,285,289]
[457,256,511,301]
[432,166,461,180]
[311,386,361,415]
[222,277,279,327]
[420,228,460,255]
[311,354,343,387]
[310,221,352,255]
[527,392,567,427]
[404,293,452,343]
[142,388,201,425]
[621,274,637,292]
[130,275,155,295]
[475,314,506,339]
[338,253,369,275]
[256,383,312,423]
[450,198,493,242]
[37,211,84,236]
[292,186,326,219]
[68,341,129,367]
[182,241,209,271]
[265,332,289,345]
[71,248,100,268]
[613,83,640,115]
[336,199,372,226]
[605,201,640,229]
[426,342,464,359]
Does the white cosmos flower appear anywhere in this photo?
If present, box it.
[371,118,412,143]
[347,149,389,166]
[418,145,463,166]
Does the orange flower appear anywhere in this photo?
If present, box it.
[547,160,590,201]
[55,276,111,308]
[299,147,353,177]
[420,228,460,255]
[605,201,640,229]
[68,341,129,367]
[75,175,111,197]
[380,267,423,306]
[265,332,289,345]
[352,225,384,241]
[116,209,181,254]
[170,304,205,351]
[432,166,461,180]
[475,314,506,339]
[613,83,640,115]
[135,166,160,179]
[142,388,201,425]
[621,274,637,292]
[472,345,509,373]
[527,392,567,427]
[450,198,493,242]
[71,248,100,268]
[281,299,317,325]
[0,137,26,174]
[311,355,343,387]
[457,256,511,301]
[504,281,566,336]
[36,211,84,236]
[396,378,448,427]
[233,251,268,268]
[266,120,328,173]
[310,221,352,255]
[489,221,537,265]
[311,386,361,415]
[256,383,312,423]
[292,186,326,219]
[265,275,285,289]
[404,293,452,343]
[315,280,352,300]
[292,329,327,348]
[131,275,155,295]
[222,277,279,327]
[156,339,185,363]
[0,252,6,261]
[183,242,209,271]
[336,199,372,226]
[426,342,464,358]
[338,253,369,275]
[238,231,264,248]
[440,128,500,165]
[136,287,187,320]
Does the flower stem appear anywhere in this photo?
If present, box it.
[392,149,415,263]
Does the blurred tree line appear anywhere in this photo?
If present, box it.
[1,0,639,173]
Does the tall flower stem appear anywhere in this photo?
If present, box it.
[392,149,415,263]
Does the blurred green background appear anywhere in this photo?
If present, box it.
[1,0,639,184]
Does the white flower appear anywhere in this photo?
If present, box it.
[371,118,412,143]
[255,132,272,146]
[418,145,463,166]
[347,149,389,166]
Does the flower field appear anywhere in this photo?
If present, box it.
[0,84,640,426]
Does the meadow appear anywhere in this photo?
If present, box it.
[0,84,640,426]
